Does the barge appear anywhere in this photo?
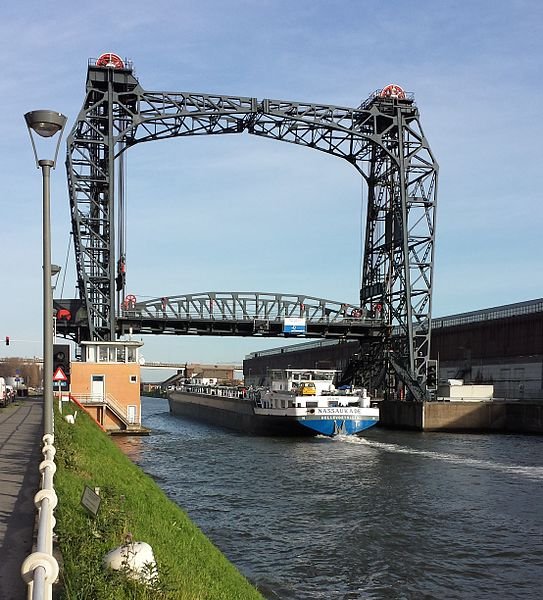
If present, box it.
[168,368,379,437]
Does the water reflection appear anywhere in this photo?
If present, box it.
[112,396,543,600]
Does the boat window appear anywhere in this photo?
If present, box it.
[306,402,318,408]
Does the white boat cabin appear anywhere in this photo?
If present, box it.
[267,368,338,394]
[258,369,371,410]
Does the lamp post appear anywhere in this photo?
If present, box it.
[24,110,67,437]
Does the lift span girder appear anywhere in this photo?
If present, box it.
[55,292,384,340]
[66,57,438,400]
[118,292,384,339]
[117,318,380,339]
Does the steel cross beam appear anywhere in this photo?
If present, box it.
[66,60,438,400]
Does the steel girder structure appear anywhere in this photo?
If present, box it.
[358,93,438,399]
[66,64,139,342]
[117,292,381,338]
[66,60,437,399]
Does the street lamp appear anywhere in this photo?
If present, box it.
[24,110,67,437]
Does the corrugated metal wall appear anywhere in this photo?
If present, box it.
[431,313,543,361]
[244,309,543,399]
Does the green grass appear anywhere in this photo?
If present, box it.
[54,406,264,600]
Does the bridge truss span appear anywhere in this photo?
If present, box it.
[118,292,382,339]
[66,56,438,400]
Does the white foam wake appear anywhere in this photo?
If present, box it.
[336,435,543,481]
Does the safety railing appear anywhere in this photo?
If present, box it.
[21,433,59,600]
[71,392,137,426]
[105,393,137,425]
[120,292,379,325]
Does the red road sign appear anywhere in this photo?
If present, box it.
[53,367,68,382]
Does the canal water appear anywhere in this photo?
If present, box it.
[115,397,543,599]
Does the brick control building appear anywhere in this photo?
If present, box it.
[70,340,145,432]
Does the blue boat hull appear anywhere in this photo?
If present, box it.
[297,417,378,436]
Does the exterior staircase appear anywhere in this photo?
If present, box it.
[69,392,145,433]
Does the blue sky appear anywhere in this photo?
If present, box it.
[1,0,542,365]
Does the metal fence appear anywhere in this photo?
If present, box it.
[21,432,59,599]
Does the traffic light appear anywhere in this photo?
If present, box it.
[427,359,438,391]
[53,344,71,389]
[5,336,9,346]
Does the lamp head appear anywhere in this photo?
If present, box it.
[24,110,67,138]
[24,109,67,168]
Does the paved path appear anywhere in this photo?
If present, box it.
[0,398,43,600]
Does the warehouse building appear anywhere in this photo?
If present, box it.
[244,298,543,401]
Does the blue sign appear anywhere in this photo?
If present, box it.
[283,318,306,334]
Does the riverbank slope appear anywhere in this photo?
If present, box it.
[54,404,264,599]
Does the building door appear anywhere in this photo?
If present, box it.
[91,375,105,400]
[127,405,137,424]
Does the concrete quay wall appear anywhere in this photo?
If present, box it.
[379,401,543,433]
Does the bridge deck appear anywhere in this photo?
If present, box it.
[55,292,386,341]
[117,315,384,339]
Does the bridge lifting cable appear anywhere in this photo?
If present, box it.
[116,144,128,308]
[59,232,73,299]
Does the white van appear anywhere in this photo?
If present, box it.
[0,377,7,407]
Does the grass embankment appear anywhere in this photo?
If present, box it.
[54,405,264,600]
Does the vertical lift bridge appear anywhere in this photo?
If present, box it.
[61,53,438,401]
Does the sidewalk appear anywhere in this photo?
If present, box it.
[0,398,43,600]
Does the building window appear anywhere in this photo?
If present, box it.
[130,375,138,384]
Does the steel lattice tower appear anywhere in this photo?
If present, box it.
[66,57,438,400]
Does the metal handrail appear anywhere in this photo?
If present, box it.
[21,433,59,599]
[105,393,137,424]
[122,292,379,324]
[71,392,137,425]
